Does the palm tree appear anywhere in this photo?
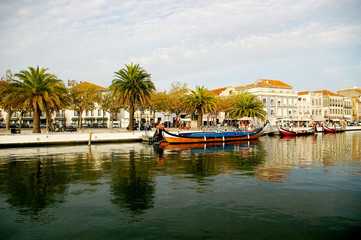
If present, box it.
[110,63,155,131]
[228,92,266,121]
[6,66,68,133]
[185,86,216,129]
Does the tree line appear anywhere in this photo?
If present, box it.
[0,63,266,133]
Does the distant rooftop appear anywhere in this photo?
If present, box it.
[209,87,227,95]
[236,79,292,90]
[312,90,340,96]
[72,81,107,90]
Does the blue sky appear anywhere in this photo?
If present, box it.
[0,0,360,92]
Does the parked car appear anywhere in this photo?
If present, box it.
[81,123,89,128]
[99,123,108,128]
[90,123,99,128]
[112,122,120,128]
[66,125,77,132]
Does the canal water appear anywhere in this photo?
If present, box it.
[0,132,360,239]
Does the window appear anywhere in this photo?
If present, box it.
[74,111,79,116]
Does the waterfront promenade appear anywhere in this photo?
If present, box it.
[0,128,158,147]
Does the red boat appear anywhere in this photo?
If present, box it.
[323,125,345,133]
[278,126,315,136]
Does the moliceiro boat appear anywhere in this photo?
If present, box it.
[155,123,268,144]
[277,126,315,136]
[323,125,345,133]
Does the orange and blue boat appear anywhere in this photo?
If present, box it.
[157,123,267,144]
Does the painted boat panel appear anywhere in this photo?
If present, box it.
[278,126,315,136]
[162,124,267,144]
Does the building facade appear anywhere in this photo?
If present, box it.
[297,91,324,122]
[236,79,298,125]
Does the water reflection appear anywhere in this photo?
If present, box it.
[0,132,360,228]
[0,157,68,221]
[256,132,361,182]
[110,150,155,214]
[155,141,267,181]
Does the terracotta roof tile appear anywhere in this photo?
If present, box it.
[256,79,292,88]
[236,79,292,89]
[72,81,107,90]
[312,90,340,96]
[210,87,227,95]
[352,96,361,103]
[298,91,310,95]
[235,83,255,90]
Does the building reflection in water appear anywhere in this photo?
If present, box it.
[0,132,360,222]
[255,132,361,182]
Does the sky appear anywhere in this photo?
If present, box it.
[0,0,360,93]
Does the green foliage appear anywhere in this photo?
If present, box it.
[6,66,67,133]
[100,91,124,128]
[228,92,266,121]
[110,63,155,131]
[69,83,101,128]
[185,86,216,129]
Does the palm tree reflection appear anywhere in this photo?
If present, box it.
[110,150,155,214]
[0,157,68,221]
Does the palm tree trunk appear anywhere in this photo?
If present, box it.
[129,99,135,131]
[5,109,13,130]
[33,103,41,133]
[110,112,114,129]
[197,108,203,129]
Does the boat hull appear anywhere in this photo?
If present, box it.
[164,131,264,144]
[323,126,345,133]
[278,127,315,136]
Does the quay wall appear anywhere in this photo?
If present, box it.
[0,131,149,148]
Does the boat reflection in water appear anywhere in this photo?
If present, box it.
[157,140,257,153]
[154,140,259,165]
[0,132,360,239]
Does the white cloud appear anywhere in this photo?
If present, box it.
[0,0,360,92]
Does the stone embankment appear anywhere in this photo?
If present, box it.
[0,128,157,148]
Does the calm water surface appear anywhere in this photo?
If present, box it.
[0,132,360,239]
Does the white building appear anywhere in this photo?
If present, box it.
[236,79,298,125]
[297,91,323,122]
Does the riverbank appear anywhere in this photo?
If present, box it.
[0,128,159,148]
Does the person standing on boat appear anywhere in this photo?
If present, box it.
[153,123,165,142]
